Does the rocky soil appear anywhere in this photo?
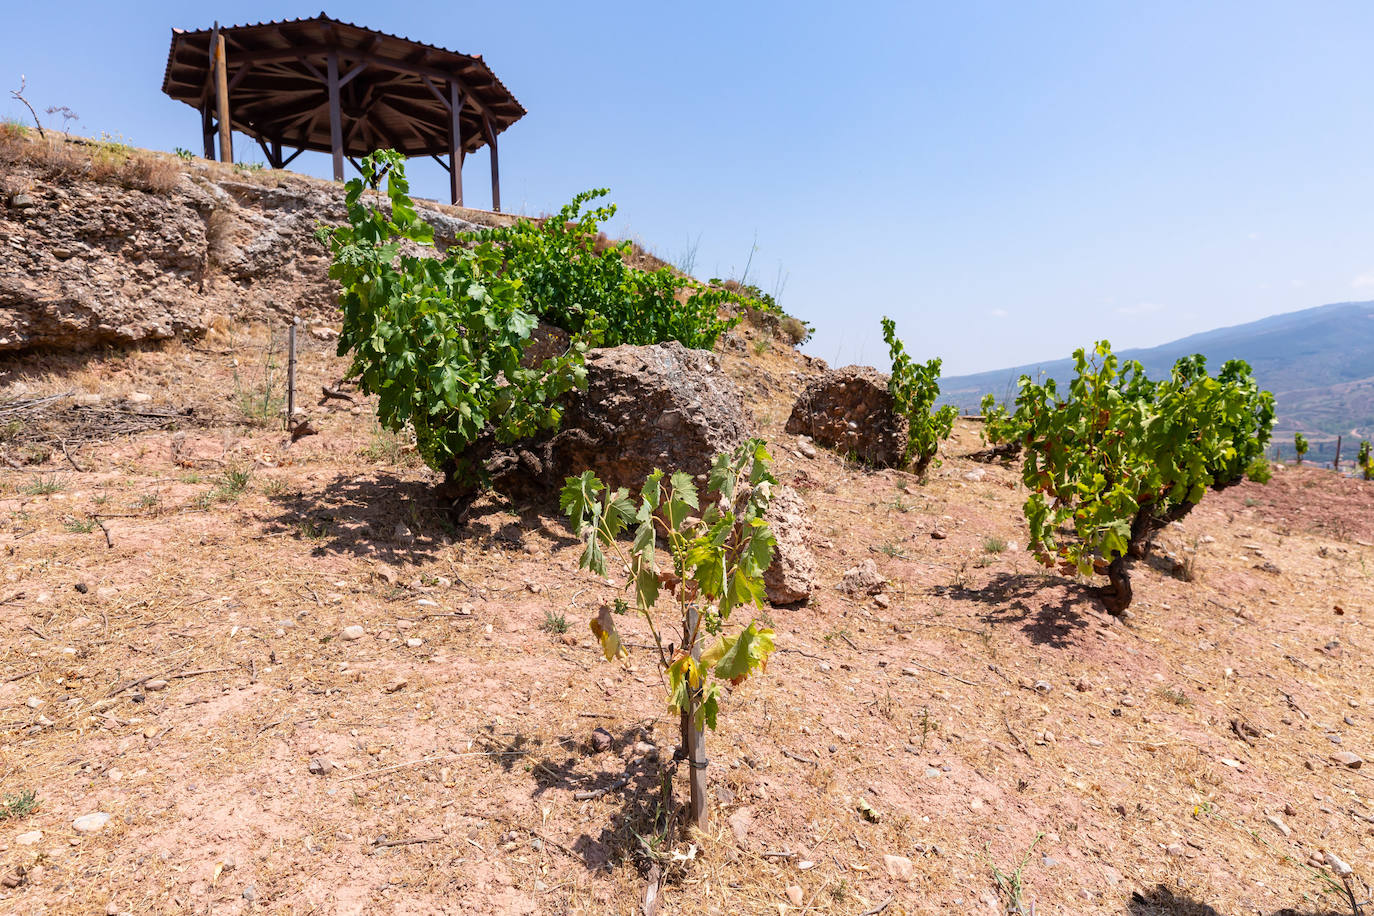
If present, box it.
[1,141,1372,916]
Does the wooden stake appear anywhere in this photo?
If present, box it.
[287,319,297,433]
[214,32,232,163]
[1334,435,1342,472]
[680,605,707,830]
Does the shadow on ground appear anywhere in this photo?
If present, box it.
[474,721,674,873]
[937,571,1112,649]
[1129,885,1347,916]
[262,471,578,565]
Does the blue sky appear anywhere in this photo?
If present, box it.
[5,1,1374,374]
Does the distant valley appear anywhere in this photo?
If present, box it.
[938,300,1374,460]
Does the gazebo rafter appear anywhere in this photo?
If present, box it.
[161,12,525,209]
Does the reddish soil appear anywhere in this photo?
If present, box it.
[1,324,1372,916]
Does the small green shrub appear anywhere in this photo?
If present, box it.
[1016,343,1274,611]
[318,151,593,496]
[455,190,749,350]
[1293,432,1308,464]
[1359,440,1373,480]
[1246,456,1272,484]
[979,394,1026,447]
[882,317,957,477]
[174,146,194,161]
[540,610,569,634]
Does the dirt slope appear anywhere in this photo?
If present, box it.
[1,323,1372,916]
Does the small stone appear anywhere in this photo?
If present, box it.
[144,679,168,691]
[930,529,948,540]
[589,728,613,753]
[883,854,914,880]
[310,326,338,341]
[143,725,158,739]
[786,885,804,906]
[901,667,919,677]
[1284,803,1297,817]
[1033,680,1052,694]
[1331,751,1363,769]
[107,768,123,783]
[873,593,890,608]
[406,638,423,648]
[127,392,152,404]
[797,437,817,459]
[307,757,334,776]
[818,662,831,672]
[25,696,42,709]
[1165,843,1185,857]
[340,625,365,641]
[15,831,42,846]
[242,884,257,902]
[728,807,752,844]
[1265,814,1291,837]
[72,812,111,833]
[634,741,658,758]
[386,679,407,693]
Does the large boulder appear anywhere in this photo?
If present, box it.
[763,485,815,605]
[479,341,753,499]
[784,366,907,468]
[554,342,753,492]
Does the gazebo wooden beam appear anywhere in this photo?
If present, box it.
[448,80,463,206]
[326,52,344,181]
[483,113,500,212]
[226,45,493,119]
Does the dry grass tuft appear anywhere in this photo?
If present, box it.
[122,154,181,194]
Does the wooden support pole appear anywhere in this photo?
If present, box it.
[448,80,464,206]
[326,52,344,181]
[484,114,500,212]
[1334,435,1342,472]
[201,103,215,160]
[286,319,297,433]
[214,32,233,163]
[680,605,708,831]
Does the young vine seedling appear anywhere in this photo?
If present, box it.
[561,439,778,828]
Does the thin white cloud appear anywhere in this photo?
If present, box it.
[1352,272,1374,289]
[989,308,1009,318]
[1115,302,1165,317]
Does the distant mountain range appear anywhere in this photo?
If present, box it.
[938,300,1374,459]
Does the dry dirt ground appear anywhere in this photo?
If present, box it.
[1,323,1372,916]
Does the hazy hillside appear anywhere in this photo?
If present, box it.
[940,300,1374,458]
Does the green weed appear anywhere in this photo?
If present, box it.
[0,789,38,820]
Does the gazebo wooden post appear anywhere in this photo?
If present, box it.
[213,31,232,163]
[201,103,215,160]
[326,51,344,181]
[448,80,464,206]
[483,114,500,212]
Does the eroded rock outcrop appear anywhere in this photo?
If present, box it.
[0,156,499,352]
[784,366,908,467]
[763,484,815,605]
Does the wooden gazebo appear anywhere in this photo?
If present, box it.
[160,13,525,209]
